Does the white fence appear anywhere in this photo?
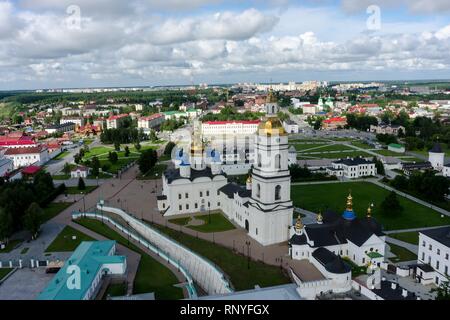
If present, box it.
[74,205,233,297]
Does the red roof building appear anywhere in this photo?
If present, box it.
[21,165,42,175]
[322,117,347,130]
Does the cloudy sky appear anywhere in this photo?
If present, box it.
[1,0,450,90]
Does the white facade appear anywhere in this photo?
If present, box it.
[201,121,260,136]
[417,228,450,286]
[138,114,164,130]
[4,146,50,169]
[326,157,376,179]
[283,120,299,134]
[106,114,129,129]
[71,166,90,178]
[60,117,84,127]
[429,146,445,171]
[443,165,450,177]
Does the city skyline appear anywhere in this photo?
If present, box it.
[1,0,450,90]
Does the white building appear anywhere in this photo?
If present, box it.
[45,122,75,135]
[106,114,129,129]
[137,114,164,130]
[158,93,293,246]
[71,165,90,178]
[201,120,260,136]
[289,195,386,268]
[283,120,299,134]
[302,104,318,115]
[417,226,450,286]
[60,117,84,127]
[443,164,450,177]
[326,157,377,179]
[428,143,445,171]
[4,146,50,169]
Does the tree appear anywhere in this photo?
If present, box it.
[0,208,13,244]
[432,277,450,300]
[78,177,86,191]
[91,156,100,177]
[138,149,158,175]
[124,146,130,157]
[149,129,158,142]
[108,151,118,164]
[134,142,141,151]
[63,162,71,176]
[23,202,43,240]
[381,191,403,216]
[372,157,385,175]
[114,141,121,151]
[164,141,176,156]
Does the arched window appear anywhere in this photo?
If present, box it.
[256,184,261,198]
[275,154,281,170]
[275,185,281,200]
[257,153,262,167]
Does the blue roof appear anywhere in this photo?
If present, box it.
[38,241,125,300]
[342,210,356,220]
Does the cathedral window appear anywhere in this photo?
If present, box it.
[185,193,189,199]
[200,191,203,197]
[206,191,210,197]
[257,154,262,167]
[256,184,261,198]
[178,194,182,200]
[275,185,281,201]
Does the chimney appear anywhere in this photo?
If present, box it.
[391,282,397,290]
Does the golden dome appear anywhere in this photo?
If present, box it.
[266,89,278,104]
[367,204,373,218]
[317,211,323,223]
[295,216,304,231]
[246,175,252,183]
[258,117,286,136]
[190,136,204,154]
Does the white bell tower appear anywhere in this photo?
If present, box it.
[246,100,293,246]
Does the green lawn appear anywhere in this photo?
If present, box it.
[0,268,13,281]
[139,164,167,180]
[99,158,136,174]
[304,144,355,153]
[20,247,29,254]
[0,240,22,253]
[388,242,417,262]
[188,213,236,233]
[52,174,71,180]
[373,149,404,157]
[169,217,192,226]
[65,186,98,195]
[169,212,236,233]
[389,232,419,245]
[75,218,183,300]
[83,146,114,159]
[351,141,373,150]
[150,223,291,291]
[104,282,127,299]
[298,151,372,160]
[45,226,95,252]
[293,143,327,152]
[53,151,70,160]
[291,182,450,231]
[42,202,73,223]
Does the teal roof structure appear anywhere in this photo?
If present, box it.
[38,241,125,300]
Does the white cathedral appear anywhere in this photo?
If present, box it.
[157,93,293,246]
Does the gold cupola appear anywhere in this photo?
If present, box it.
[367,204,373,218]
[258,117,286,136]
[346,192,353,211]
[317,211,324,224]
[295,216,304,231]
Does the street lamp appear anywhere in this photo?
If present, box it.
[245,240,251,270]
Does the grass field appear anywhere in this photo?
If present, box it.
[388,242,417,262]
[42,202,73,223]
[298,150,372,160]
[99,158,136,174]
[291,182,450,230]
[83,146,114,159]
[351,141,373,150]
[53,151,70,160]
[104,282,127,298]
[150,223,291,291]
[169,212,236,233]
[0,268,12,281]
[45,226,95,252]
[76,218,183,300]
[373,149,404,157]
[0,240,22,253]
[292,143,327,152]
[389,232,420,245]
[65,186,98,195]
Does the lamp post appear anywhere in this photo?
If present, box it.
[245,240,251,270]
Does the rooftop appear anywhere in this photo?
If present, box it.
[420,226,450,247]
[38,241,125,300]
